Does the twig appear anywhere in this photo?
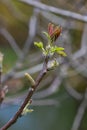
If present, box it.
[0,28,22,58]
[0,86,8,104]
[0,56,48,130]
[65,81,83,100]
[2,62,42,84]
[41,11,82,30]
[0,53,8,104]
[20,0,87,22]
[0,52,3,86]
[71,89,87,130]
[73,24,87,60]
[0,52,4,104]
[23,0,40,56]
[1,97,59,108]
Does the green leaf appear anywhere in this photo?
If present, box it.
[57,51,67,57]
[22,101,34,116]
[25,109,34,113]
[22,108,34,116]
[54,46,64,51]
[34,42,43,49]
[34,42,47,56]
[49,46,64,53]
[43,32,50,39]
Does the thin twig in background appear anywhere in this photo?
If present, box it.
[0,52,4,103]
[71,89,87,130]
[20,0,87,22]
[73,24,87,60]
[0,28,22,58]
[65,82,83,100]
[23,0,40,55]
[0,52,3,86]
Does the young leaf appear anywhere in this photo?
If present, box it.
[57,51,67,57]
[34,42,43,49]
[54,46,64,51]
[43,32,50,40]
[25,73,35,86]
[22,101,33,116]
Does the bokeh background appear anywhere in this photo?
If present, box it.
[0,0,87,130]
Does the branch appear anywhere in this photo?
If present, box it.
[19,0,87,22]
[0,56,48,130]
[0,52,3,87]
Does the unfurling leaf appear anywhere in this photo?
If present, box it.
[22,101,34,116]
[34,42,43,49]
[43,32,50,40]
[57,51,67,57]
[48,23,62,43]
[25,73,35,86]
